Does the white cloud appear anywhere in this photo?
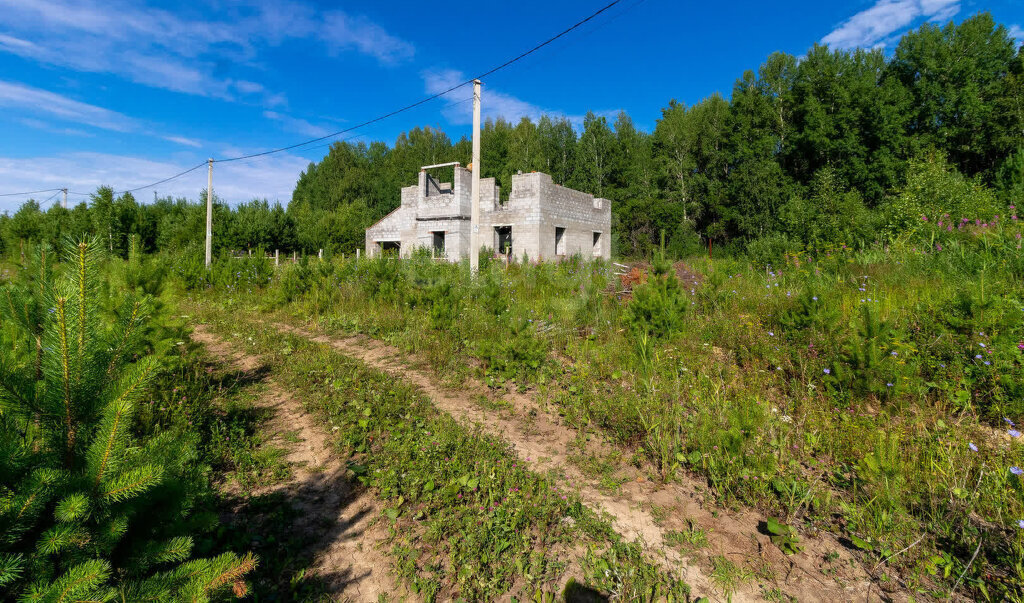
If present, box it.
[822,0,960,50]
[262,111,330,137]
[0,0,413,103]
[0,80,137,132]
[423,69,554,125]
[421,69,615,131]
[0,151,310,212]
[163,136,202,148]
[1,79,200,147]
[18,117,93,137]
[0,33,41,55]
[1010,25,1024,44]
[320,12,414,63]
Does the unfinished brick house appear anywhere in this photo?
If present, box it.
[364,163,611,262]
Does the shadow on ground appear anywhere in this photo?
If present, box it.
[196,360,374,601]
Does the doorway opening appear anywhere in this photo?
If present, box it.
[495,226,512,256]
[555,227,566,256]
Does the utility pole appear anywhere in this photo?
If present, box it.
[205,158,213,269]
[61,188,67,209]
[469,79,482,276]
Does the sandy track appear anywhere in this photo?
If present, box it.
[271,320,892,603]
[192,324,408,602]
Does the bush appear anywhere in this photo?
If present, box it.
[0,239,254,600]
[274,258,315,303]
[623,250,687,339]
[780,168,876,250]
[357,255,405,303]
[745,232,800,268]
[882,150,1000,241]
[476,318,549,384]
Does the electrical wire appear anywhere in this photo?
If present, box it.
[289,95,476,159]
[115,162,208,195]
[0,187,63,197]
[214,0,622,163]
[0,1,624,198]
[501,0,646,79]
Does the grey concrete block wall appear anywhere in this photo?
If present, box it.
[531,172,611,261]
[366,168,611,261]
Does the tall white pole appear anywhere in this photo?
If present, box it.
[470,79,482,276]
[61,188,67,209]
[205,158,213,269]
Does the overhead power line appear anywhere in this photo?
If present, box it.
[0,1,624,199]
[0,187,64,198]
[215,0,622,163]
[115,162,209,195]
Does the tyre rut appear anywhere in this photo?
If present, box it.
[271,321,890,603]
[192,324,408,602]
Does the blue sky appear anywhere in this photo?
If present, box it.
[0,0,1022,211]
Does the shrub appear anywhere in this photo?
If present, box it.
[623,250,687,339]
[831,305,899,400]
[0,239,254,600]
[745,233,800,268]
[882,150,1000,241]
[476,318,549,385]
[778,289,840,335]
[357,254,405,303]
[274,258,315,304]
[780,168,876,250]
[996,146,1024,205]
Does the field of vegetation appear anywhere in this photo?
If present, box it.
[158,198,1021,599]
[2,11,1023,603]
[5,216,1023,600]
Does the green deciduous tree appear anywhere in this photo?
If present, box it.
[892,13,1021,178]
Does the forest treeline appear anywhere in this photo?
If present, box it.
[2,13,1023,260]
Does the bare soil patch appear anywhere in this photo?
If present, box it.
[192,324,408,602]
[273,320,890,603]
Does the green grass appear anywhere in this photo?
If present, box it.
[171,220,1024,598]
[185,302,691,601]
[710,555,754,599]
[206,388,291,492]
[664,520,709,553]
[156,339,327,599]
